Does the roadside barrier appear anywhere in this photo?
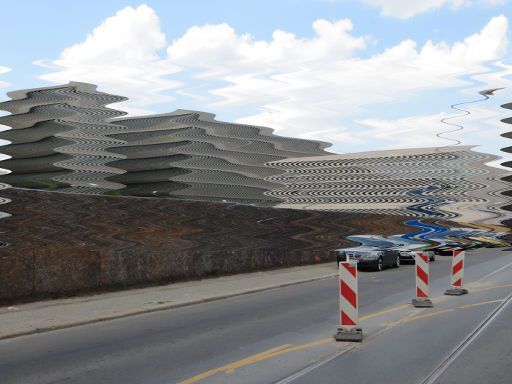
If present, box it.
[445,250,468,296]
[334,248,471,339]
[412,252,433,308]
[335,261,363,342]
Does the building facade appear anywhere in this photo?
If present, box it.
[265,146,509,226]
[0,82,331,205]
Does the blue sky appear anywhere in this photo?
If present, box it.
[1,0,512,166]
[0,0,509,64]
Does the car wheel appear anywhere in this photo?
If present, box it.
[376,257,383,271]
[394,255,400,268]
[430,254,435,262]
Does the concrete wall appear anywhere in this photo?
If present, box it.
[0,189,424,304]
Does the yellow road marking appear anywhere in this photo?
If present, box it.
[360,304,410,321]
[403,298,506,324]
[179,271,512,384]
[178,344,292,384]
[405,309,455,322]
[470,283,512,293]
[178,305,417,384]
[457,299,505,309]
[178,340,332,384]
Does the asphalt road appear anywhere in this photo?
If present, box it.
[433,294,512,384]
[0,248,511,384]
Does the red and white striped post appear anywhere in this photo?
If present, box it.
[445,250,468,296]
[335,261,363,342]
[412,252,433,308]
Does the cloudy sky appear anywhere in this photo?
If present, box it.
[0,0,511,166]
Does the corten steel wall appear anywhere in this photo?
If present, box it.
[0,189,421,304]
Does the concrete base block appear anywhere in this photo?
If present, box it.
[412,298,433,308]
[444,288,468,296]
[334,327,363,342]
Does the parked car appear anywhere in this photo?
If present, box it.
[395,247,435,262]
[381,235,435,263]
[428,241,464,256]
[335,246,400,271]
[468,236,510,248]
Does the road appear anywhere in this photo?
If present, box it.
[0,248,511,384]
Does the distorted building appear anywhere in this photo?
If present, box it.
[1,82,509,218]
[107,110,331,205]
[0,82,331,204]
[0,82,128,194]
[265,146,510,226]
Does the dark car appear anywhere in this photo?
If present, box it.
[336,246,400,271]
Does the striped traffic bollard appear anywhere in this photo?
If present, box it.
[335,261,363,342]
[412,252,433,308]
[445,250,468,296]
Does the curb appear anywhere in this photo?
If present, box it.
[0,272,337,341]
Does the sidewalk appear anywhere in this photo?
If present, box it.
[0,263,338,340]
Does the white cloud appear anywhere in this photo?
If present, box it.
[35,6,510,158]
[165,15,508,152]
[466,60,512,93]
[452,61,512,169]
[356,105,510,155]
[37,4,180,115]
[355,113,450,149]
[362,0,447,19]
[361,0,507,19]
[354,88,512,171]
[169,19,367,68]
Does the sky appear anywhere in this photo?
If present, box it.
[0,0,512,168]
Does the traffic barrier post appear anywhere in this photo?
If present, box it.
[445,250,468,296]
[412,252,433,308]
[335,261,363,342]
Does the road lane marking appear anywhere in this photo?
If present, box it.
[405,309,455,322]
[470,283,512,293]
[178,302,415,383]
[177,304,417,384]
[178,340,335,384]
[272,344,359,384]
[402,298,507,324]
[420,291,512,384]
[178,344,292,384]
[178,296,508,384]
[179,267,512,384]
[359,304,410,321]
[224,342,319,374]
[273,309,421,384]
[179,338,345,384]
[273,297,510,384]
[456,299,505,310]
